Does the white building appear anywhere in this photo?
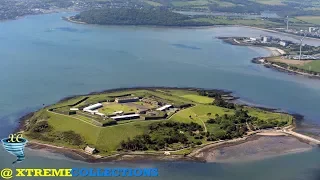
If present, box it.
[250,37,257,41]
[262,36,272,43]
[83,103,103,111]
[95,112,105,117]
[156,105,172,111]
[309,27,318,33]
[112,111,124,115]
[111,114,140,121]
[279,41,288,47]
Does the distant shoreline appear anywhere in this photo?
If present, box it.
[17,86,319,163]
[218,37,320,79]
[63,15,320,42]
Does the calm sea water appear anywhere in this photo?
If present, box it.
[0,13,320,179]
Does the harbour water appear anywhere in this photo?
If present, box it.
[0,12,320,179]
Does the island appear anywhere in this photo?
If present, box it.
[219,36,320,78]
[18,87,320,162]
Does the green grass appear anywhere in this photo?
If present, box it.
[50,96,86,108]
[145,91,194,106]
[245,107,292,125]
[170,105,233,125]
[291,60,320,73]
[99,103,136,114]
[73,114,95,124]
[47,112,101,145]
[295,16,320,25]
[181,94,214,104]
[171,104,292,126]
[171,0,209,7]
[157,89,197,96]
[95,121,157,151]
[192,17,281,27]
[171,0,235,7]
[301,61,320,73]
[143,0,162,6]
[47,111,157,152]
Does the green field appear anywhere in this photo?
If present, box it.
[99,103,136,114]
[181,94,214,104]
[46,111,156,152]
[170,104,292,126]
[296,60,320,73]
[143,0,162,6]
[170,105,233,125]
[295,16,320,25]
[245,107,292,125]
[171,0,210,7]
[192,17,282,27]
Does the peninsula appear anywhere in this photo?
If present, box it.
[19,87,320,162]
[219,36,320,78]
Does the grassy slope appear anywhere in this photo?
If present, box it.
[170,105,233,125]
[47,111,155,152]
[170,104,292,126]
[180,94,214,104]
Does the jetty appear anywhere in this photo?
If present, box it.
[283,128,320,145]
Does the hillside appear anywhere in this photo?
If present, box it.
[71,8,213,26]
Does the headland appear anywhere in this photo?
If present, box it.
[219,36,320,79]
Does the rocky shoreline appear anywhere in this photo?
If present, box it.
[251,57,320,80]
[25,129,318,163]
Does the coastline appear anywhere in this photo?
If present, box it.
[218,37,320,79]
[62,15,320,42]
[25,128,318,163]
[251,57,320,79]
[17,86,320,163]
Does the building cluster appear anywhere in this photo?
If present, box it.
[276,26,320,39]
[287,54,320,60]
[82,103,104,116]
[246,36,291,46]
[78,96,174,122]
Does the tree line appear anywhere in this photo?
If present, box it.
[119,121,204,151]
[72,8,213,26]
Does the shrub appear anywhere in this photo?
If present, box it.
[31,121,51,133]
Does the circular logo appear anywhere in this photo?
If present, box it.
[1,168,13,179]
